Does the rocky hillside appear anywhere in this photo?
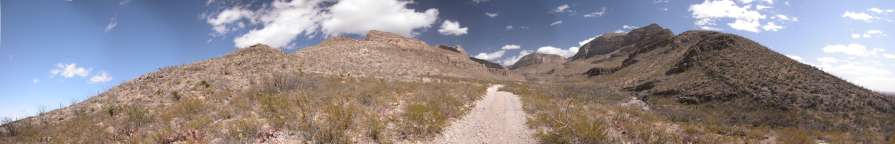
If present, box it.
[510,24,895,142]
[507,53,567,82]
[0,31,516,143]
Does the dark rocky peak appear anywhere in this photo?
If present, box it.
[365,30,430,49]
[509,53,567,70]
[623,24,673,44]
[570,24,674,61]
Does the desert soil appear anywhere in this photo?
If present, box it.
[429,85,536,144]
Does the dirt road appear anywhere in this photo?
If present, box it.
[430,85,536,144]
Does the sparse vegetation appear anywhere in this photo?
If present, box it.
[1,72,488,143]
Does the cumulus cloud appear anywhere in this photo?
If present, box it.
[761,22,782,31]
[104,17,118,32]
[785,54,803,62]
[501,44,521,50]
[485,12,498,18]
[689,0,791,33]
[842,11,877,22]
[549,20,563,26]
[812,56,895,92]
[868,7,895,14]
[583,7,607,18]
[50,63,90,78]
[615,25,638,33]
[536,46,578,58]
[499,50,533,66]
[207,7,255,35]
[474,50,506,61]
[233,0,324,48]
[89,71,112,84]
[553,4,571,13]
[822,43,884,57]
[851,30,886,39]
[438,20,469,36]
[208,0,439,49]
[321,0,438,37]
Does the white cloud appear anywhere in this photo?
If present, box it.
[499,50,533,66]
[536,46,578,58]
[884,53,895,59]
[89,71,112,84]
[817,56,839,64]
[689,0,789,33]
[438,20,469,36]
[104,17,118,32]
[32,78,39,84]
[615,25,638,33]
[822,44,883,57]
[485,12,498,18]
[583,7,607,18]
[549,20,563,26]
[207,7,255,34]
[209,0,439,49]
[474,50,506,61]
[553,4,571,13]
[472,0,490,4]
[774,14,797,22]
[233,0,323,49]
[786,54,803,62]
[50,63,90,78]
[813,56,895,92]
[501,44,521,50]
[579,36,598,46]
[868,7,895,14]
[505,25,514,30]
[851,30,886,39]
[321,0,438,37]
[842,11,876,22]
[761,22,782,31]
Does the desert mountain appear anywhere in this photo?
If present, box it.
[514,24,895,133]
[0,31,519,143]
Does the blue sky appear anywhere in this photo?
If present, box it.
[1,0,893,119]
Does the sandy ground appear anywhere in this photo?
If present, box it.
[429,85,536,144]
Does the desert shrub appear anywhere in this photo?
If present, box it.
[228,118,261,143]
[258,93,293,128]
[401,103,448,138]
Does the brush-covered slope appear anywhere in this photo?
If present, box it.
[292,30,520,81]
[0,31,512,143]
[563,24,895,133]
